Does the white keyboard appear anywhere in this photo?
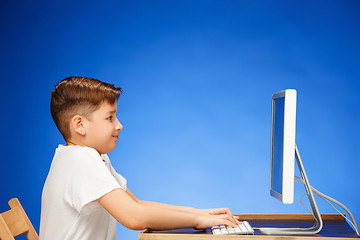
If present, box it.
[211,221,254,235]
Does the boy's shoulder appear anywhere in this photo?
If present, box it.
[49,145,112,180]
[55,145,104,164]
[56,144,97,154]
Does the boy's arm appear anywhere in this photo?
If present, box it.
[97,188,238,231]
[126,189,240,222]
[125,188,196,213]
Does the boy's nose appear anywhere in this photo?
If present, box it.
[115,118,123,131]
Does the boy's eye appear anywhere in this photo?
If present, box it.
[108,116,113,120]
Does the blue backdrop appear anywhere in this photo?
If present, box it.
[1,1,359,239]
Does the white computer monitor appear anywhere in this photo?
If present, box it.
[270,89,297,204]
[261,89,324,235]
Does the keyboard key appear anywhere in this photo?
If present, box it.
[243,221,255,234]
[239,223,247,232]
[220,228,228,234]
[234,227,241,233]
[212,229,221,235]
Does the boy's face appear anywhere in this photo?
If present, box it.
[84,101,123,154]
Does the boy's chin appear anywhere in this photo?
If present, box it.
[100,144,116,154]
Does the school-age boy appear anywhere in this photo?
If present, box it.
[39,76,240,240]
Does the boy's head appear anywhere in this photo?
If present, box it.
[50,76,122,143]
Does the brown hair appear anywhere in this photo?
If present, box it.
[50,76,122,141]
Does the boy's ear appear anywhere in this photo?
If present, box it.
[71,115,86,136]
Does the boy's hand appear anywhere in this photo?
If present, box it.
[193,208,240,229]
[197,208,240,224]
[193,213,238,230]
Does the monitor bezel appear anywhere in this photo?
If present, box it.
[270,89,297,204]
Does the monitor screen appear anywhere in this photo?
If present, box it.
[270,89,297,204]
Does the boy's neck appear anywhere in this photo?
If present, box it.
[65,139,102,156]
[65,135,88,147]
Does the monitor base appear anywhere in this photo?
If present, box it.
[259,144,323,235]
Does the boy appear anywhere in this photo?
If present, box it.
[40,76,239,240]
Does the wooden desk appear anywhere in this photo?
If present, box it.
[138,214,359,239]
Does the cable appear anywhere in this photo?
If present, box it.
[321,194,358,233]
[300,192,358,235]
[295,176,359,236]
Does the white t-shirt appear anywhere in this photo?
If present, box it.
[39,145,127,240]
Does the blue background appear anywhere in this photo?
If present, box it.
[1,1,359,239]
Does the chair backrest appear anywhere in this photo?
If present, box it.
[0,198,38,240]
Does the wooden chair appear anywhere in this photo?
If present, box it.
[0,198,38,240]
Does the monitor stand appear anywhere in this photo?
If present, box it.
[259,144,323,235]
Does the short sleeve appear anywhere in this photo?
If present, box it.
[65,147,123,215]
[101,154,127,191]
